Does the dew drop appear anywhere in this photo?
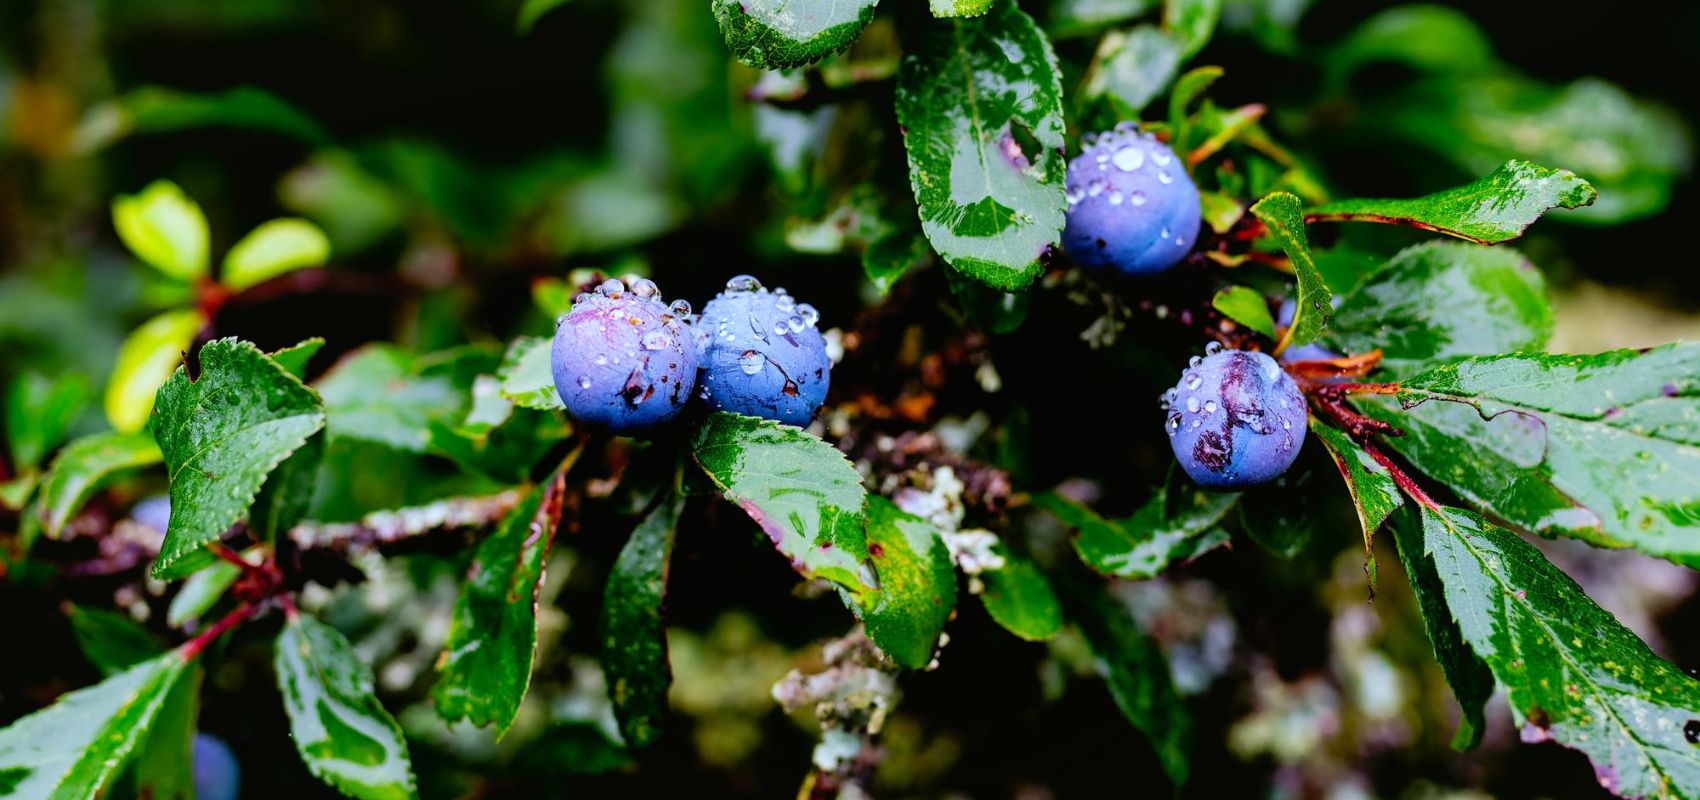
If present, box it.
[1160,227,1171,239]
[640,330,670,350]
[773,322,788,336]
[1204,400,1218,414]
[1187,375,1202,390]
[629,278,659,298]
[669,299,692,317]
[725,274,763,293]
[1684,720,1700,744]
[1204,342,1223,356]
[1130,191,1147,206]
[1167,414,1182,435]
[1191,418,1202,429]
[597,278,625,297]
[797,303,819,326]
[775,293,795,313]
[1087,180,1106,197]
[577,376,592,389]
[1112,146,1145,172]
[1109,191,1124,205]
[555,313,569,329]
[787,316,805,333]
[1175,236,1185,246]
[572,292,591,307]
[1151,147,1173,167]
[1158,170,1173,185]
[739,351,764,375]
[1282,419,1292,430]
[1189,355,1203,368]
[1067,187,1084,205]
[594,355,608,366]
[1186,396,1200,413]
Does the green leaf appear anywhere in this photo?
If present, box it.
[711,0,879,70]
[1325,242,1552,379]
[1328,5,1495,80]
[0,652,194,800]
[166,555,245,627]
[1038,483,1237,579]
[1387,507,1491,750]
[316,345,464,452]
[516,0,572,33]
[1081,27,1183,117]
[1168,65,1224,145]
[111,180,209,282]
[133,663,200,800]
[1306,160,1596,245]
[863,226,931,295]
[270,338,325,380]
[497,336,563,410]
[690,412,875,596]
[221,218,331,292]
[6,371,90,471]
[429,377,567,483]
[1250,192,1331,352]
[977,546,1062,641]
[1308,420,1401,582]
[1374,77,1689,224]
[1365,344,1700,568]
[250,432,324,546]
[39,431,163,539]
[105,307,205,434]
[601,492,684,749]
[434,476,564,735]
[854,497,957,668]
[931,0,994,17]
[1075,583,1191,788]
[1401,503,1700,795]
[68,604,164,676]
[1210,285,1275,339]
[275,616,417,800]
[151,338,325,579]
[896,0,1067,292]
[1045,0,1153,38]
[1162,0,1221,57]
[78,86,330,151]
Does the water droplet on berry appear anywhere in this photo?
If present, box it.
[1109,191,1124,205]
[597,278,625,297]
[725,274,762,293]
[1167,414,1181,435]
[577,376,592,389]
[1152,147,1173,167]
[1187,375,1202,390]
[555,313,569,329]
[1158,170,1173,185]
[669,299,692,317]
[594,355,607,366]
[1189,355,1203,368]
[1112,146,1145,172]
[630,278,659,298]
[1067,187,1084,205]
[786,316,805,333]
[1186,397,1200,413]
[572,292,591,306]
[1130,191,1147,206]
[1175,236,1185,246]
[1205,342,1223,355]
[797,304,819,326]
[775,293,795,313]
[773,322,788,336]
[1087,180,1106,197]
[1160,227,1171,239]
[640,330,669,350]
[739,351,764,375]
[1205,400,1218,414]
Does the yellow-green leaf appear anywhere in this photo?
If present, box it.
[111,180,209,281]
[221,218,331,291]
[105,308,205,433]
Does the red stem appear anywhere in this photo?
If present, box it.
[179,602,262,660]
[1364,440,1440,510]
[209,542,265,577]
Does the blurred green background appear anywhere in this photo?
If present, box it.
[2,1,1697,797]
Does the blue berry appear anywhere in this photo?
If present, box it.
[551,277,699,433]
[695,275,830,427]
[1062,123,1201,277]
[1163,346,1306,489]
[1276,299,1340,363]
[194,733,241,800]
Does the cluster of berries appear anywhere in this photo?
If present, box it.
[1063,123,1310,488]
[550,275,831,433]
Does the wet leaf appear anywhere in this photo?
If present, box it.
[1388,506,1492,750]
[1328,5,1495,81]
[854,497,957,668]
[691,413,875,595]
[133,663,200,800]
[316,345,464,452]
[931,0,994,17]
[221,218,330,291]
[1401,503,1700,795]
[1364,343,1700,568]
[1081,26,1183,117]
[712,0,879,70]
[1162,0,1221,57]
[1045,0,1153,39]
[6,371,90,472]
[105,307,205,433]
[166,554,246,627]
[270,338,325,380]
[276,616,417,800]
[434,474,565,736]
[1038,483,1236,579]
[0,652,194,799]
[38,430,162,539]
[977,545,1062,641]
[1325,242,1551,378]
[896,0,1067,292]
[1306,160,1596,244]
[152,338,325,579]
[1250,192,1331,352]
[602,492,684,748]
[1309,420,1401,580]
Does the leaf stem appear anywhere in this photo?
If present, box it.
[179,601,262,660]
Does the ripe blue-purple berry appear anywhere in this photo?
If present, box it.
[1277,298,1340,363]
[1063,123,1201,277]
[696,275,830,427]
[194,733,240,800]
[1163,345,1306,489]
[551,277,698,433]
